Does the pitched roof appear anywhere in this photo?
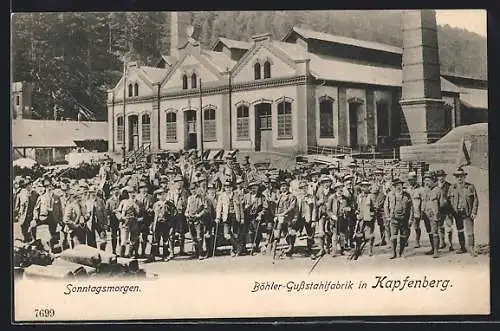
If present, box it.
[201,50,238,72]
[458,87,488,109]
[12,120,108,148]
[140,66,170,84]
[307,52,459,93]
[215,37,252,50]
[160,55,177,66]
[288,26,403,55]
[272,41,308,61]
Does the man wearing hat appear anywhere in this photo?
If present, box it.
[135,181,155,258]
[166,174,189,256]
[384,178,413,259]
[185,175,211,259]
[116,186,141,257]
[83,186,107,250]
[420,171,442,258]
[148,188,178,262]
[326,181,347,257]
[32,178,62,249]
[371,169,388,247]
[296,180,316,256]
[244,180,268,254]
[216,179,245,257]
[106,184,122,255]
[15,178,39,242]
[435,169,453,251]
[407,171,424,248]
[354,180,377,257]
[222,153,238,185]
[205,182,219,258]
[270,180,297,258]
[342,174,358,250]
[447,167,479,256]
[311,175,333,259]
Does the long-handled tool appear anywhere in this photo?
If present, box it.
[212,221,219,257]
[250,218,262,256]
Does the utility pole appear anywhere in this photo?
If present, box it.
[122,60,127,165]
[199,77,204,156]
[226,66,233,150]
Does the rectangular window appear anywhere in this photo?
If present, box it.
[236,106,249,139]
[203,108,217,141]
[142,114,151,142]
[319,99,334,138]
[166,112,177,142]
[117,117,124,143]
[277,101,292,138]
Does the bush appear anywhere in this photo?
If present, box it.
[13,164,47,179]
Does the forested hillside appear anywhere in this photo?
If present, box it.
[11,11,487,121]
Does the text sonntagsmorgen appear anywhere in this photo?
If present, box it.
[64,284,141,295]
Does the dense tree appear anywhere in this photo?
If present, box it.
[11,11,487,121]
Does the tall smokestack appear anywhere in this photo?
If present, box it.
[170,12,191,58]
[399,9,445,144]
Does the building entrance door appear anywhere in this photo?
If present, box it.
[254,103,272,152]
[349,103,359,149]
[128,115,139,151]
[185,110,197,150]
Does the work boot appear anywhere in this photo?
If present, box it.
[399,238,406,257]
[447,232,454,251]
[111,238,118,255]
[432,236,440,258]
[439,228,446,249]
[456,231,467,254]
[178,236,188,256]
[468,234,477,257]
[389,239,397,259]
[145,245,157,263]
[414,228,421,248]
[425,234,434,255]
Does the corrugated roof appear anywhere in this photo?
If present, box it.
[12,120,108,148]
[291,26,403,55]
[140,66,170,84]
[308,52,459,93]
[202,50,238,72]
[217,37,252,50]
[459,87,488,109]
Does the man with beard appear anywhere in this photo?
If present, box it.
[435,169,453,251]
[326,182,347,257]
[371,169,387,247]
[32,178,62,250]
[106,185,121,255]
[166,175,189,257]
[216,180,245,257]
[342,174,358,250]
[447,167,479,257]
[420,172,442,258]
[136,181,155,258]
[384,178,413,259]
[15,178,39,243]
[148,188,178,262]
[244,180,268,255]
[117,187,140,258]
[355,181,377,257]
[407,172,423,248]
[205,182,219,258]
[296,180,315,256]
[271,180,297,259]
[311,175,333,260]
[83,187,107,250]
[185,175,211,259]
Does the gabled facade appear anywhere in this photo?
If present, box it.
[106,23,487,155]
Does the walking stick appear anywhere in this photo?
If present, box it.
[309,251,325,275]
[213,221,219,257]
[250,217,262,256]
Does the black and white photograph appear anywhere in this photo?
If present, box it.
[12,9,489,320]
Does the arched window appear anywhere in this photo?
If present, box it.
[236,105,249,139]
[134,83,139,96]
[128,84,133,97]
[117,116,124,142]
[203,108,217,141]
[141,114,151,142]
[263,61,271,79]
[191,73,197,89]
[182,75,188,90]
[166,112,177,142]
[277,100,292,138]
[254,62,261,80]
[319,98,334,138]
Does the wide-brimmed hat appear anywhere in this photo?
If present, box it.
[423,171,435,180]
[299,181,309,189]
[125,186,135,193]
[223,180,234,187]
[392,178,403,186]
[138,181,148,189]
[435,169,447,177]
[360,180,371,186]
[319,175,333,184]
[248,180,260,188]
[332,182,344,190]
[343,174,354,182]
[453,167,468,177]
[407,171,417,178]
[153,188,165,195]
[373,168,384,175]
[173,175,184,182]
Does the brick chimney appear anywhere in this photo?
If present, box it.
[399,9,445,144]
[170,12,191,58]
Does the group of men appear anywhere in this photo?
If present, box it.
[13,149,480,263]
